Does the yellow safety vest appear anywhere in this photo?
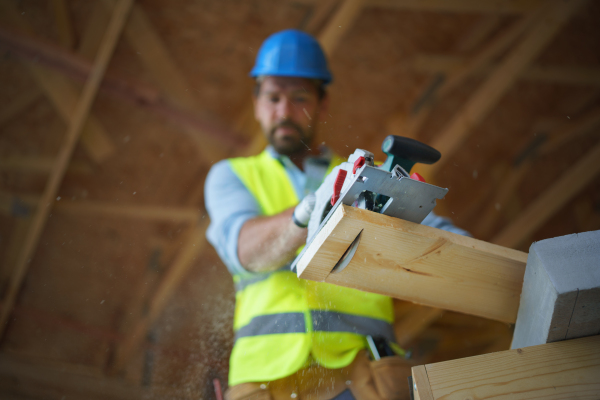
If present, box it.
[227,150,395,386]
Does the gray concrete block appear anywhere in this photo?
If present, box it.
[511,230,600,349]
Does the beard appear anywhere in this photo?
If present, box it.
[265,119,314,157]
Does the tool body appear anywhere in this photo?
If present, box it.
[291,136,448,273]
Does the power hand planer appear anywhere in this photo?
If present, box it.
[291,135,448,273]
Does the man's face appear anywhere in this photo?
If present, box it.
[254,76,327,157]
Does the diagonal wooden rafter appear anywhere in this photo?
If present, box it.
[0,0,134,337]
[474,106,600,239]
[0,88,41,128]
[417,0,587,178]
[492,138,600,248]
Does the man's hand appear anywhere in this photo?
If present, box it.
[307,165,345,243]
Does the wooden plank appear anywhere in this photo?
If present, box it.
[492,139,600,248]
[54,201,200,222]
[109,220,209,373]
[0,192,199,221]
[318,0,365,56]
[0,3,117,164]
[0,89,41,128]
[411,365,434,400]
[294,0,543,14]
[412,54,600,86]
[0,0,133,336]
[420,0,586,178]
[51,0,75,49]
[420,335,600,399]
[297,205,527,323]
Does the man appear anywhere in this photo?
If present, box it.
[205,29,469,400]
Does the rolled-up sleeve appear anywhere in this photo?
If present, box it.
[205,160,261,275]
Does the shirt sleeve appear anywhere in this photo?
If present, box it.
[204,160,261,275]
[421,211,472,237]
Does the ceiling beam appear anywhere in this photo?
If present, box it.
[109,220,209,373]
[293,0,543,14]
[0,0,134,337]
[492,138,600,248]
[418,0,587,178]
[413,54,600,87]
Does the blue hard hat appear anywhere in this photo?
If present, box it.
[250,29,333,84]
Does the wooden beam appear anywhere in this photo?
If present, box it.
[419,0,586,178]
[412,54,600,87]
[109,220,209,373]
[54,201,200,222]
[0,192,200,221]
[0,89,41,128]
[0,4,117,164]
[492,139,600,248]
[51,0,75,49]
[0,0,133,336]
[411,365,434,400]
[297,205,527,323]
[78,0,111,59]
[294,0,543,14]
[318,0,365,56]
[412,335,600,399]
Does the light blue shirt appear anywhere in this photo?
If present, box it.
[205,147,470,276]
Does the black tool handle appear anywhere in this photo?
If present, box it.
[380,135,441,172]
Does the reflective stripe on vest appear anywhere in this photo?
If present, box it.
[235,311,395,344]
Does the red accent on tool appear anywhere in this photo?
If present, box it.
[331,169,347,205]
[410,172,426,182]
[213,379,223,400]
[353,156,365,174]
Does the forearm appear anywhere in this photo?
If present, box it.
[238,207,307,273]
